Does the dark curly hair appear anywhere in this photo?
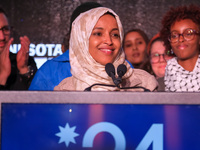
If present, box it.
[160,5,200,53]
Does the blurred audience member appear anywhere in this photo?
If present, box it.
[145,33,174,91]
[0,7,37,90]
[123,29,149,71]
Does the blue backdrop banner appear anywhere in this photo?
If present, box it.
[1,103,200,150]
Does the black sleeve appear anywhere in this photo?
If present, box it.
[7,54,38,90]
[18,56,38,90]
[0,85,9,90]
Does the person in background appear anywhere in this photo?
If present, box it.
[160,5,200,92]
[123,29,149,71]
[0,7,37,90]
[144,33,174,91]
[54,7,157,91]
[29,2,103,91]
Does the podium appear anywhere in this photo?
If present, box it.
[1,91,200,150]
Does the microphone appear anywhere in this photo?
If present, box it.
[105,63,120,87]
[116,64,127,83]
[117,64,127,77]
[84,63,150,91]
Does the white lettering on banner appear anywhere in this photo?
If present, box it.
[56,122,164,150]
[10,44,62,57]
[53,44,62,56]
[35,44,46,56]
[9,44,17,53]
[82,122,126,149]
[46,44,54,56]
[10,44,63,68]
[29,44,36,56]
[136,124,163,150]
[10,44,21,53]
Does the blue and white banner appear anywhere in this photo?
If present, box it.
[1,104,200,150]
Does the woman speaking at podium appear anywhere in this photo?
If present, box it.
[54,7,157,91]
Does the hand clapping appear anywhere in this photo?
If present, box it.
[0,36,30,85]
[17,36,30,74]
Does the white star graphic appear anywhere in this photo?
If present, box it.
[55,123,79,147]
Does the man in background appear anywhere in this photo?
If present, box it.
[0,7,37,90]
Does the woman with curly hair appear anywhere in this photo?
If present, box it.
[160,5,200,92]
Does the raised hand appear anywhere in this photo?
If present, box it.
[17,36,30,74]
[0,38,13,85]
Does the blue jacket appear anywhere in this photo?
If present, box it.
[29,50,72,91]
[29,50,134,91]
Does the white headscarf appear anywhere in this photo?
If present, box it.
[69,7,133,91]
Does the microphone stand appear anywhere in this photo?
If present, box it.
[84,83,150,92]
[84,63,150,91]
[84,84,116,91]
[120,86,150,92]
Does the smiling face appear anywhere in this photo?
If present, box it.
[0,13,10,54]
[170,19,200,64]
[123,31,147,66]
[151,41,172,78]
[89,14,121,65]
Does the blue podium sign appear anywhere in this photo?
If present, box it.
[1,103,200,150]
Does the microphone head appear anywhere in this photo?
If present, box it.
[117,64,127,77]
[105,63,115,77]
